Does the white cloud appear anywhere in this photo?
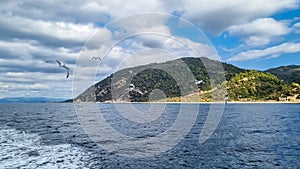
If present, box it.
[293,22,300,33]
[112,14,170,35]
[228,42,300,61]
[4,82,49,94]
[0,40,77,60]
[0,14,98,47]
[0,71,73,98]
[72,33,218,95]
[0,38,78,98]
[23,83,50,90]
[165,0,299,34]
[0,0,164,24]
[91,0,164,18]
[0,0,109,23]
[1,0,298,35]
[228,18,291,46]
[0,82,9,91]
[0,0,299,98]
[104,34,216,70]
[175,37,217,59]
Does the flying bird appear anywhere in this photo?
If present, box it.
[46,60,70,78]
[91,57,101,61]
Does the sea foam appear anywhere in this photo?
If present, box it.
[0,127,91,168]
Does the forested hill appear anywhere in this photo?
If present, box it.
[73,57,299,102]
[227,70,299,101]
[265,65,300,84]
[74,57,245,102]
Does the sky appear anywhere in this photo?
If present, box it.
[0,0,300,99]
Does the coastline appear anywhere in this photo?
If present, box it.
[225,101,300,104]
[72,100,300,104]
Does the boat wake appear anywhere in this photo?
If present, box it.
[0,126,91,168]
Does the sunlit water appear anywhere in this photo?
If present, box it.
[0,103,299,168]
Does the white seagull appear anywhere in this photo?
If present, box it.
[128,84,144,95]
[195,79,205,85]
[91,56,101,61]
[134,88,144,95]
[46,60,70,78]
[129,84,135,91]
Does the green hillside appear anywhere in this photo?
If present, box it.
[73,57,299,102]
[265,65,300,84]
[74,57,245,102]
[227,70,293,101]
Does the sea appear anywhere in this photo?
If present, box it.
[0,103,299,168]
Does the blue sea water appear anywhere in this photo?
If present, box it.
[0,103,299,168]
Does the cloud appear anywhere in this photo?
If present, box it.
[0,71,73,97]
[228,18,291,46]
[0,38,78,98]
[0,0,163,24]
[2,0,298,35]
[0,14,98,48]
[72,32,217,94]
[0,82,9,91]
[0,0,109,23]
[228,42,300,61]
[164,0,299,34]
[103,33,216,69]
[0,0,299,98]
[0,39,78,61]
[292,22,300,33]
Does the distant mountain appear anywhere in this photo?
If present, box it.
[265,65,300,84]
[74,57,246,102]
[0,97,68,103]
